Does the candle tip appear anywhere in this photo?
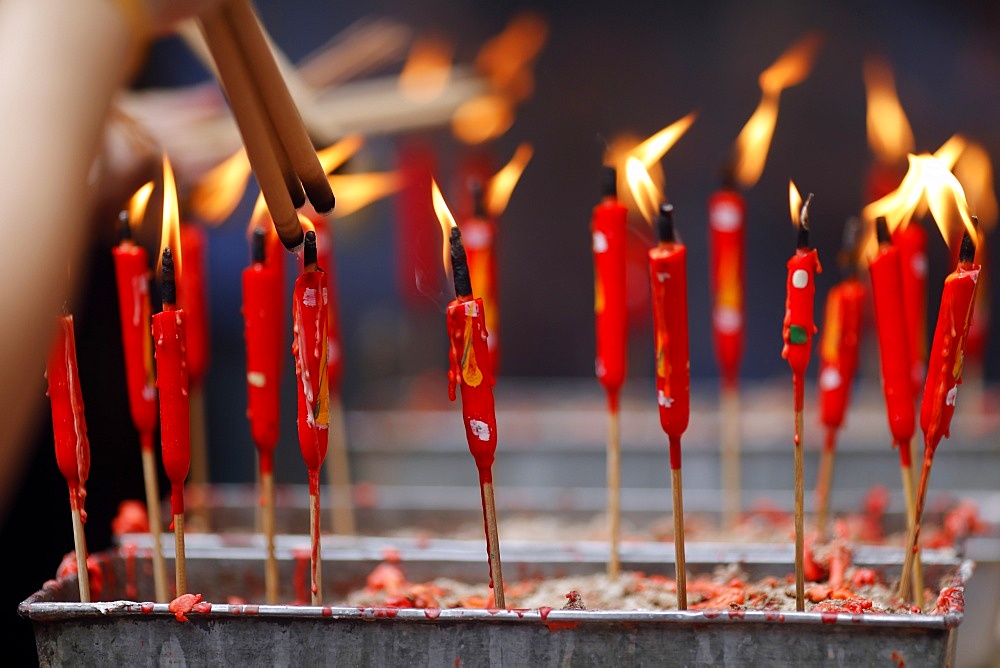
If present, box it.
[251,227,266,264]
[161,248,176,305]
[838,216,861,273]
[450,226,473,298]
[657,203,676,243]
[959,222,976,263]
[875,216,891,245]
[600,165,617,198]
[797,193,813,249]
[117,210,132,243]
[303,230,318,269]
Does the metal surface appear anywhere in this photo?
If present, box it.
[22,542,969,667]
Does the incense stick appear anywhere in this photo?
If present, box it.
[71,507,91,602]
[173,513,187,596]
[814,428,835,536]
[793,404,805,612]
[309,490,323,605]
[197,6,303,250]
[899,444,925,605]
[720,384,741,531]
[671,465,688,610]
[261,469,278,604]
[326,396,356,535]
[899,446,933,604]
[222,0,334,213]
[481,480,506,608]
[606,404,621,580]
[140,441,169,601]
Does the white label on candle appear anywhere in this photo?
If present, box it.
[464,300,479,317]
[469,418,491,441]
[247,371,266,388]
[946,385,958,406]
[912,253,927,278]
[710,202,742,232]
[792,269,809,289]
[302,287,317,307]
[656,271,671,282]
[819,366,842,390]
[657,390,674,408]
[714,306,742,333]
[592,231,608,253]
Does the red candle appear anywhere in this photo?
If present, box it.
[310,213,344,398]
[242,227,284,467]
[781,223,822,412]
[178,222,210,388]
[461,180,501,374]
[707,183,746,389]
[868,217,916,464]
[921,230,980,453]
[591,165,629,412]
[817,276,865,436]
[892,221,928,397]
[647,204,690,470]
[112,213,158,442]
[395,139,441,309]
[46,313,91,515]
[152,248,191,520]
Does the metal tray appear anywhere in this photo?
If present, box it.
[21,541,969,667]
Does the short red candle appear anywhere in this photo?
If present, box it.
[648,209,690,471]
[46,314,91,514]
[447,295,498,482]
[707,186,747,389]
[152,252,191,520]
[782,247,822,411]
[591,166,629,412]
[892,222,928,397]
[921,237,980,453]
[242,230,283,471]
[112,236,158,441]
[868,219,916,463]
[179,222,210,387]
[817,277,865,434]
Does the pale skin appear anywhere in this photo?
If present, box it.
[0,0,220,520]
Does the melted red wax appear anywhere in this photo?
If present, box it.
[122,542,138,600]
[322,606,333,617]
[591,189,629,410]
[153,306,190,518]
[292,269,330,490]
[111,499,148,536]
[424,608,442,620]
[545,620,579,632]
[141,602,154,614]
[820,611,839,623]
[932,586,965,615]
[869,240,916,451]
[311,215,346,394]
[649,242,691,466]
[46,315,91,513]
[538,606,553,620]
[168,593,203,622]
[57,552,103,600]
[891,650,906,668]
[707,187,747,389]
[764,612,785,622]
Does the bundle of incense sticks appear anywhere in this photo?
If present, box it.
[197,0,334,250]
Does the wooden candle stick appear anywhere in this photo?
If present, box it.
[781,185,821,612]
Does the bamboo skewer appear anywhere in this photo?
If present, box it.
[326,396,356,535]
[173,513,187,596]
[899,440,925,602]
[814,428,836,537]
[899,447,933,604]
[70,507,91,602]
[793,406,806,612]
[261,469,278,604]
[481,481,506,609]
[720,385,741,531]
[140,441,169,601]
[606,405,621,580]
[187,386,211,531]
[671,465,688,609]
[309,489,323,605]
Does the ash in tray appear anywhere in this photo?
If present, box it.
[346,549,943,615]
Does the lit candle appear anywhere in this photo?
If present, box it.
[461,179,500,373]
[782,182,821,613]
[647,202,690,610]
[292,229,329,605]
[707,173,746,391]
[434,179,505,609]
[396,139,441,309]
[46,312,91,602]
[891,221,928,396]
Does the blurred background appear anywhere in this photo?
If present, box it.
[6,0,1000,663]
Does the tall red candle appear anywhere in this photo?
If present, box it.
[781,220,822,412]
[153,248,191,521]
[892,221,928,397]
[178,222,210,388]
[921,230,980,453]
[310,213,344,397]
[112,213,158,442]
[817,277,865,436]
[242,227,283,467]
[707,182,746,389]
[868,217,916,466]
[591,165,629,412]
[47,313,91,517]
[395,139,441,309]
[461,180,501,374]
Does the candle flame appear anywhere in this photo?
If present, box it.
[733,32,823,189]
[316,134,365,174]
[451,93,514,145]
[863,56,914,164]
[326,172,402,218]
[188,148,252,225]
[629,112,697,169]
[953,141,997,233]
[158,154,182,279]
[431,179,457,275]
[485,143,533,218]
[399,35,453,102]
[625,157,661,226]
[127,181,155,230]
[474,10,548,104]
[789,180,803,229]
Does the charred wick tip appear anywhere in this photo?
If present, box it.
[600,165,617,198]
[719,162,737,190]
[303,229,318,268]
[251,227,266,264]
[118,210,132,243]
[161,247,176,305]
[450,226,473,298]
[657,203,676,243]
[796,193,814,249]
[959,223,976,263]
[875,216,891,245]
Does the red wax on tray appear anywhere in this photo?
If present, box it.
[647,205,690,470]
[591,166,629,411]
[46,314,91,514]
[707,186,747,389]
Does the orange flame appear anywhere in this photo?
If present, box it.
[316,134,365,174]
[953,141,997,233]
[188,148,252,225]
[789,180,803,228]
[158,154,182,279]
[451,93,514,145]
[863,56,914,165]
[399,35,453,102]
[485,143,533,218]
[474,10,548,104]
[127,181,155,230]
[625,157,662,226]
[630,112,697,169]
[431,179,458,275]
[327,172,402,218]
[733,32,823,189]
